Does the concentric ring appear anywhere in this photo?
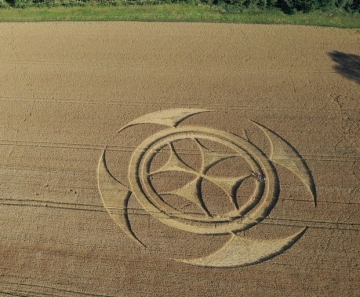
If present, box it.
[128,126,279,235]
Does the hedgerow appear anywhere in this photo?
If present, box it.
[6,0,360,12]
[0,0,10,7]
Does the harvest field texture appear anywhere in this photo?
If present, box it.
[1,22,360,297]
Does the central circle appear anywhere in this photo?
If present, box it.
[146,135,262,221]
[129,127,278,235]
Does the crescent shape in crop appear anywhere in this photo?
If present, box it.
[98,108,316,267]
[175,228,307,267]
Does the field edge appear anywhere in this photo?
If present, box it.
[0,4,359,28]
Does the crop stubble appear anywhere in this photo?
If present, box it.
[0,22,359,296]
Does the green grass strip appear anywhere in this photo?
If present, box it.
[0,4,359,28]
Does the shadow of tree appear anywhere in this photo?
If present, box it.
[328,51,360,84]
[4,0,14,6]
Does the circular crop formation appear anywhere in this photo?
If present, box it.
[128,126,278,235]
[98,109,315,267]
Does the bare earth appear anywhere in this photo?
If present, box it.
[1,22,359,297]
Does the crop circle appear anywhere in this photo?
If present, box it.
[128,126,278,235]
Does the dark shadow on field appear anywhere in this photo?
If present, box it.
[328,51,360,84]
